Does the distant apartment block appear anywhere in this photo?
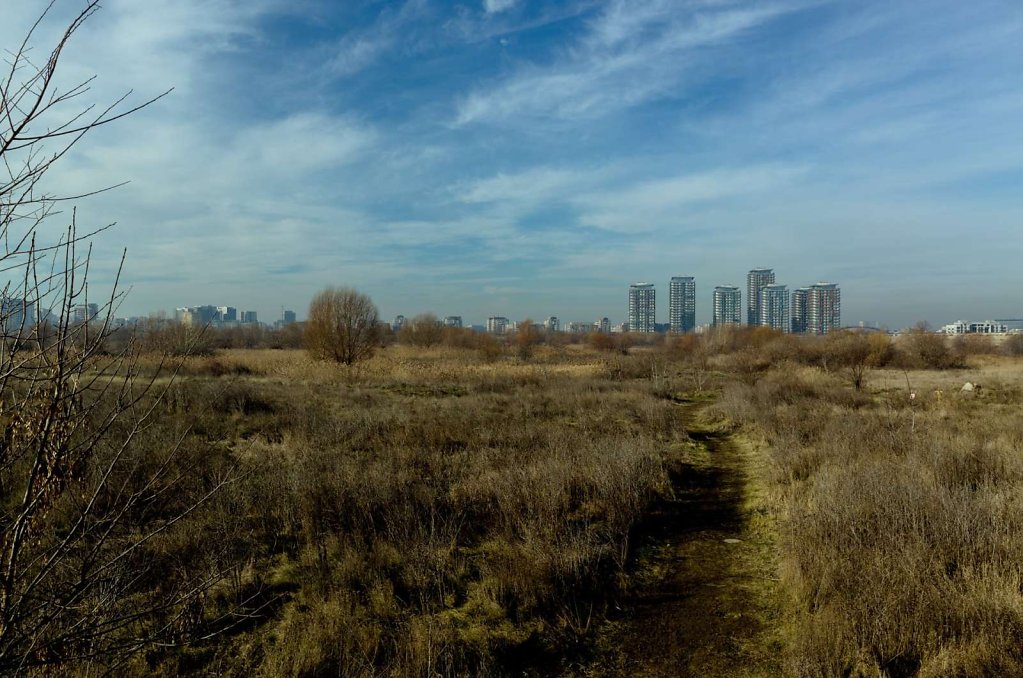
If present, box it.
[241,311,258,323]
[192,305,219,325]
[941,320,1007,335]
[487,316,510,334]
[746,268,775,326]
[596,317,611,333]
[807,283,841,335]
[565,321,591,334]
[544,316,560,332]
[1,297,36,339]
[72,302,100,325]
[759,284,790,333]
[392,315,407,332]
[443,316,463,328]
[790,288,809,334]
[669,276,696,334]
[713,286,741,326]
[628,283,656,333]
[282,310,297,325]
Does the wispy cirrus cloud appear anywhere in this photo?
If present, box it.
[455,0,811,125]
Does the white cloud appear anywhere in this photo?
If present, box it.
[455,0,808,125]
[483,0,517,14]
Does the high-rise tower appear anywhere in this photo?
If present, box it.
[760,284,790,333]
[790,288,809,334]
[807,282,841,334]
[712,286,741,326]
[746,268,775,326]
[669,276,696,334]
[628,283,656,333]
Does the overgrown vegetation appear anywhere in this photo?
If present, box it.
[114,346,685,676]
[709,340,1023,677]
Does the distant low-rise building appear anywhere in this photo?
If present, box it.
[941,320,1007,335]
[443,316,463,328]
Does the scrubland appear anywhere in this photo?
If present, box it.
[14,327,1023,676]
[709,339,1023,677]
[121,345,689,676]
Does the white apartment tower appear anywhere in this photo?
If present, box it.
[746,268,775,326]
[628,283,656,333]
[759,284,790,333]
[712,286,742,326]
[669,276,696,334]
[807,283,841,335]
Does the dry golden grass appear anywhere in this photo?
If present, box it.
[714,358,1023,677]
[113,344,686,677]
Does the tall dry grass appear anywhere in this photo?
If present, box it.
[713,365,1023,677]
[117,345,684,676]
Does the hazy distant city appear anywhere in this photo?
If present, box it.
[8,266,1018,340]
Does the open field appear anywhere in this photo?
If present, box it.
[8,329,1023,676]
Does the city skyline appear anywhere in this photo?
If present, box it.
[3,2,1021,330]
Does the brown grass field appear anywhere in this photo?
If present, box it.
[14,329,1023,676]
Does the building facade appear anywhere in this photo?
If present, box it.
[72,303,100,325]
[807,282,841,335]
[1,297,36,338]
[596,317,611,333]
[487,316,510,334]
[759,284,790,333]
[746,268,775,326]
[669,276,696,334]
[443,316,463,328]
[241,311,258,324]
[628,283,656,333]
[790,288,809,334]
[544,316,560,332]
[940,320,1007,335]
[712,286,742,326]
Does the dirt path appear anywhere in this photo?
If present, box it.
[579,402,783,677]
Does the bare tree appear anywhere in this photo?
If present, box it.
[305,287,380,365]
[0,4,235,673]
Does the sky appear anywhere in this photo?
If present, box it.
[3,0,1022,328]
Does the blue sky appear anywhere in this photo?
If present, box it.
[5,0,1023,328]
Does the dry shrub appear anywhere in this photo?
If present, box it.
[896,329,965,369]
[1003,333,1023,356]
[399,313,444,347]
[720,364,1023,676]
[952,333,998,357]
